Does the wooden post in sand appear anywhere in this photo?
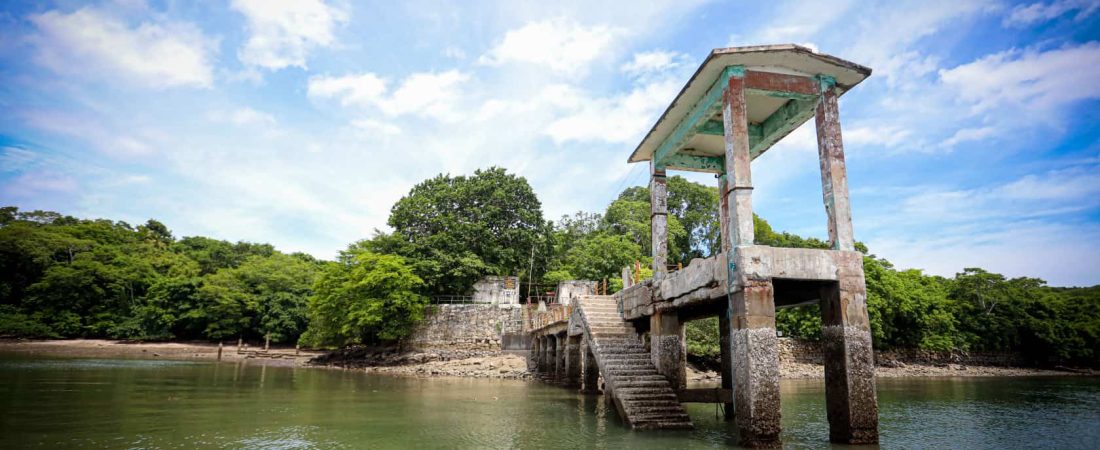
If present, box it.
[217,342,223,361]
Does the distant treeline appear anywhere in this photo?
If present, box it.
[1,167,1097,365]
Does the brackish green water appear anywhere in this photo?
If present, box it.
[1,355,1098,449]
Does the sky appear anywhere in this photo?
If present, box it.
[0,0,1098,286]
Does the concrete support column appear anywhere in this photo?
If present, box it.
[820,255,879,444]
[650,161,669,279]
[649,310,686,389]
[719,307,734,421]
[556,333,568,384]
[814,78,855,251]
[564,335,582,388]
[722,67,780,448]
[530,336,542,373]
[582,339,600,393]
[541,336,551,375]
[722,68,754,251]
[729,279,781,448]
[548,335,559,382]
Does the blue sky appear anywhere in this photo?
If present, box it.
[1,0,1098,286]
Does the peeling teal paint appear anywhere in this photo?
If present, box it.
[749,98,817,158]
[663,153,725,173]
[815,74,837,93]
[652,65,744,169]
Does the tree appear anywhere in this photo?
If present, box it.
[300,248,427,347]
[385,167,546,295]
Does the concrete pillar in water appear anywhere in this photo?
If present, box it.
[723,68,781,448]
[556,333,568,383]
[719,308,734,421]
[564,335,582,387]
[815,76,878,444]
[548,335,559,382]
[582,339,600,393]
[539,336,550,374]
[649,310,686,389]
[650,161,669,280]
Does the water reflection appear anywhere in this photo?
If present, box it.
[1,355,1098,449]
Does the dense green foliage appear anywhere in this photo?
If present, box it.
[0,207,318,343]
[2,168,1097,365]
[368,167,548,296]
[299,246,426,348]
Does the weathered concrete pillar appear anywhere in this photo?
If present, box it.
[814,76,854,252]
[529,336,541,372]
[556,333,568,384]
[540,336,551,375]
[548,335,559,382]
[820,254,879,444]
[651,160,669,279]
[582,339,600,393]
[564,335,582,387]
[729,279,781,448]
[722,67,754,251]
[650,310,686,389]
[719,308,735,421]
[723,66,780,448]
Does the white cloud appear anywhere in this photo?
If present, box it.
[479,18,622,75]
[939,42,1100,115]
[308,70,470,121]
[941,126,995,148]
[1004,0,1099,27]
[544,78,680,144]
[232,0,348,70]
[29,7,215,88]
[621,50,687,77]
[208,107,278,127]
[350,118,402,136]
[306,73,387,107]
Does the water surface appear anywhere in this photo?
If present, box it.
[1,355,1097,449]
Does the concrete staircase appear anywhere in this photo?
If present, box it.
[578,295,693,430]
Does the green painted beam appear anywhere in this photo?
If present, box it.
[652,65,744,169]
[696,120,724,136]
[745,88,818,101]
[748,98,818,159]
[695,120,764,148]
[663,154,724,173]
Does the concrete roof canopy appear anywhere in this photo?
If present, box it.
[629,44,871,169]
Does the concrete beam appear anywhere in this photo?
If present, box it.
[677,388,734,403]
[745,70,819,99]
[662,153,725,174]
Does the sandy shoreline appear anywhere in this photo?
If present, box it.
[1,339,1090,380]
[0,338,323,367]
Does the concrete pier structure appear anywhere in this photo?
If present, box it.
[527,45,878,446]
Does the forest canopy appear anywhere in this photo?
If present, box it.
[1,167,1096,365]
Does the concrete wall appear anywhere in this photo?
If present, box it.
[472,276,520,305]
[556,280,596,304]
[407,304,524,350]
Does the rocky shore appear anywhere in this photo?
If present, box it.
[2,339,1091,381]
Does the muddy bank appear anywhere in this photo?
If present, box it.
[310,345,532,379]
[684,358,1091,384]
[0,338,323,367]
